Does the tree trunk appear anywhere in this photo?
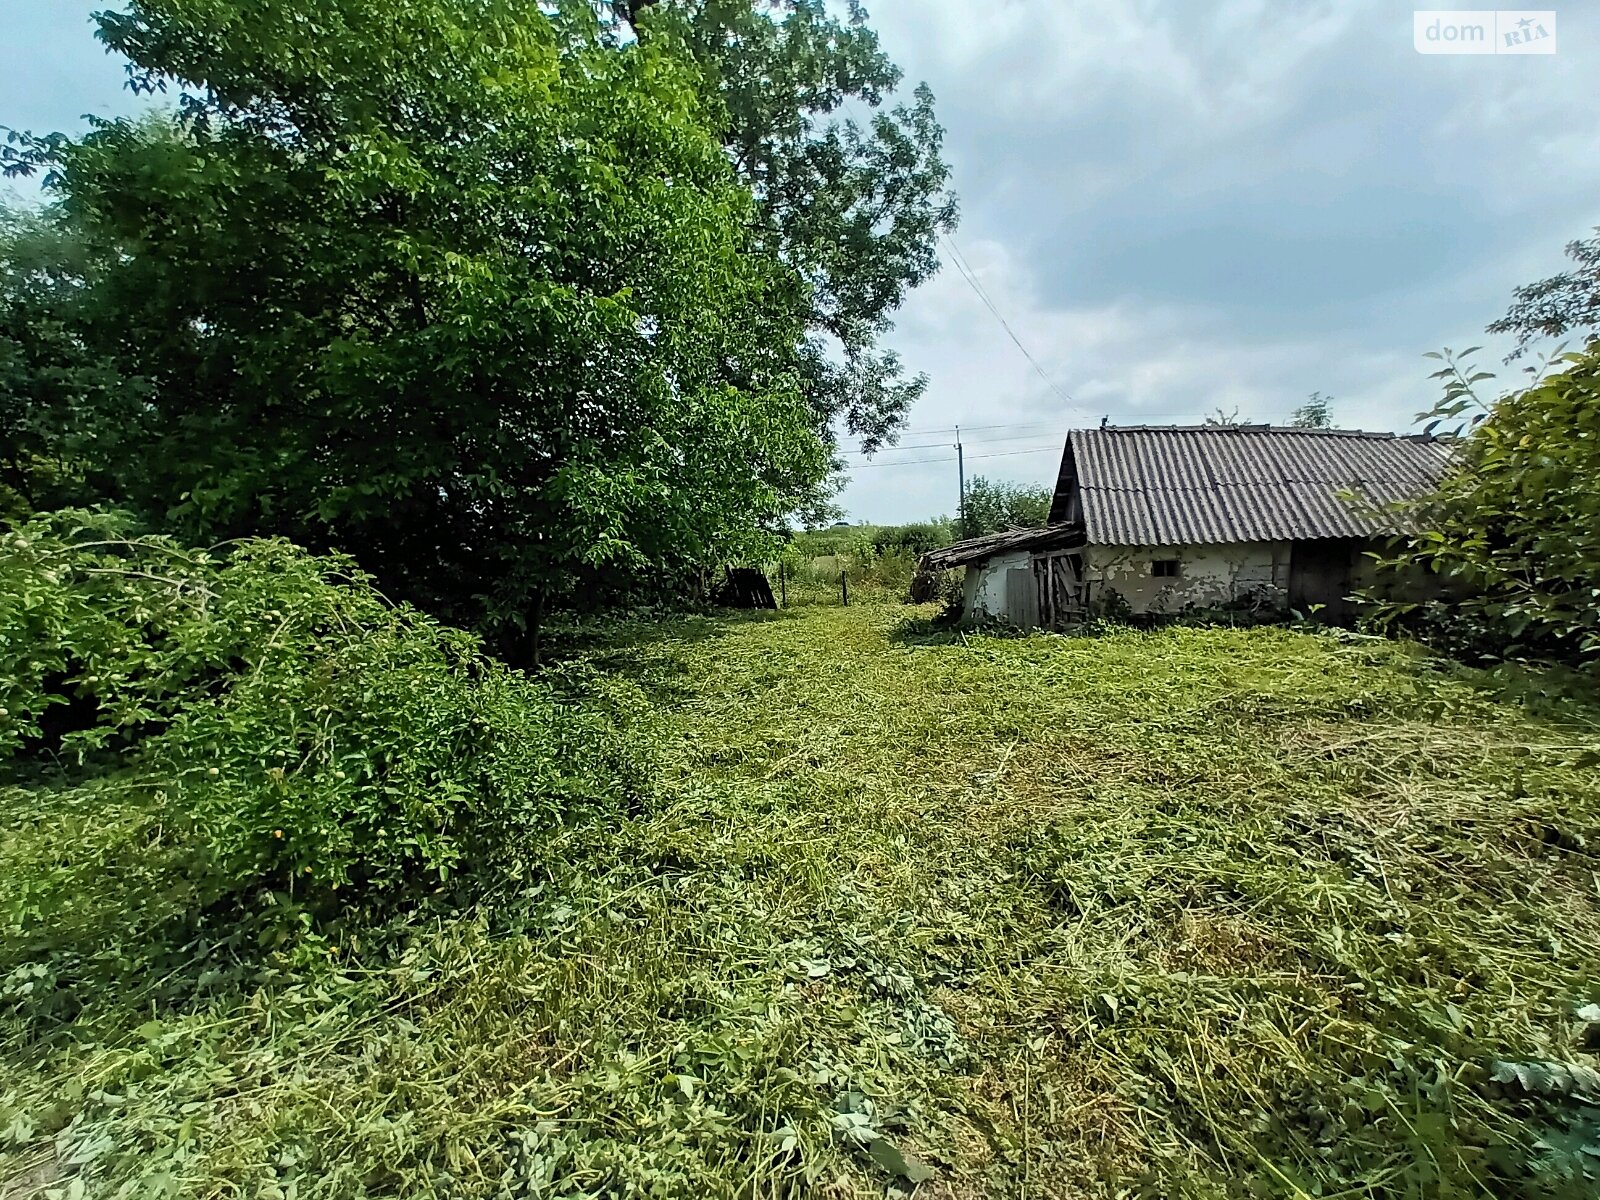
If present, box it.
[617,0,660,30]
[529,588,544,669]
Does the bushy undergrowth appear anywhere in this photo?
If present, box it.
[779,522,955,606]
[790,521,954,561]
[777,546,924,606]
[1,511,648,910]
[1371,345,1600,664]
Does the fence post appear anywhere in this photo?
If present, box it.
[778,561,786,608]
[841,570,849,607]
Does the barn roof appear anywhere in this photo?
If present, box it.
[920,524,1087,571]
[1048,425,1454,546]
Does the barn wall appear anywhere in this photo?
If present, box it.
[962,551,1032,622]
[964,539,1457,626]
[1087,542,1291,615]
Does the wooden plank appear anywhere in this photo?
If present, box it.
[1006,567,1039,629]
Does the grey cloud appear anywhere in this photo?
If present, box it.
[836,0,1598,522]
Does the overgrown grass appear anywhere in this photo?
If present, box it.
[5,607,1600,1197]
[777,548,923,607]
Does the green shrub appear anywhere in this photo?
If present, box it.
[959,476,1051,537]
[790,526,868,559]
[846,548,917,595]
[790,521,955,563]
[1092,587,1134,625]
[1372,345,1600,663]
[908,563,964,608]
[869,521,953,556]
[0,511,649,910]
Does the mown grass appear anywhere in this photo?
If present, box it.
[4,606,1600,1198]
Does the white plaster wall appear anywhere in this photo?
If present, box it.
[962,550,1032,621]
[1086,543,1290,615]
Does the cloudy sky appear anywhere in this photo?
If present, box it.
[5,2,1596,523]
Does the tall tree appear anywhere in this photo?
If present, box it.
[1488,227,1600,359]
[0,204,139,521]
[1292,392,1333,429]
[613,0,958,453]
[1375,347,1600,662]
[2,0,830,655]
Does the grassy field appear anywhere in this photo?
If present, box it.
[5,606,1600,1198]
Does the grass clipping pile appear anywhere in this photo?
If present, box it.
[2,574,1599,1197]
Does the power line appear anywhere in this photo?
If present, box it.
[841,409,1316,454]
[833,94,1083,423]
[842,444,1063,471]
[940,234,1082,414]
[971,445,1064,462]
[835,420,1066,449]
[959,420,1072,434]
[843,454,958,469]
[843,429,1067,455]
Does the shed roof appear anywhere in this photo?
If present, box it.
[920,524,1087,571]
[1049,425,1454,546]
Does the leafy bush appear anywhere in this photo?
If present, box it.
[959,475,1051,537]
[869,521,953,556]
[1092,587,1134,625]
[777,530,936,607]
[1360,598,1523,666]
[0,511,648,910]
[1169,586,1290,629]
[1372,346,1600,663]
[791,521,954,562]
[3,1,836,647]
[847,548,918,595]
[788,527,860,559]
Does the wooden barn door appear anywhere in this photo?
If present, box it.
[1006,568,1039,629]
[1288,539,1355,620]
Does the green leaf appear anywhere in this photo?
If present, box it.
[867,1137,935,1183]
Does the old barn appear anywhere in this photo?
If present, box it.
[922,424,1454,628]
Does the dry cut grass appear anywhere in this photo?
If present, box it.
[4,606,1600,1198]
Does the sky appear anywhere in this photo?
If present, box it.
[3,2,1597,524]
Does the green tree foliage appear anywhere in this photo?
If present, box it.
[3,0,830,651]
[960,474,1051,538]
[1292,391,1333,428]
[0,206,138,520]
[0,511,646,909]
[867,520,951,556]
[1375,346,1600,661]
[1488,227,1600,359]
[615,0,958,452]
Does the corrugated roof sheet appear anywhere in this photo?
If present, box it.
[1050,425,1454,546]
[920,524,1087,570]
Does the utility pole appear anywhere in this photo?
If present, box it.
[955,424,966,539]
